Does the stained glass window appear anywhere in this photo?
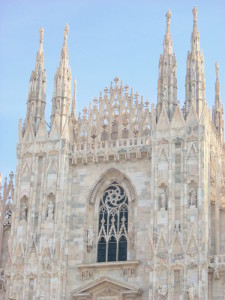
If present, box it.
[97,182,128,262]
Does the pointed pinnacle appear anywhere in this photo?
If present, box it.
[64,24,69,41]
[166,10,172,34]
[40,27,44,45]
[216,62,219,80]
[166,10,172,24]
[193,6,197,24]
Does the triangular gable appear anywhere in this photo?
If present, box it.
[27,240,39,263]
[171,231,183,255]
[187,143,198,158]
[157,231,168,255]
[186,228,198,254]
[171,105,185,128]
[186,104,199,127]
[157,108,170,130]
[158,147,169,162]
[47,158,58,174]
[23,119,34,143]
[13,241,25,265]
[72,276,142,299]
[20,161,31,178]
[49,116,60,140]
[36,119,48,142]
[62,116,70,140]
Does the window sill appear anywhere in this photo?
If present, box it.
[78,260,139,269]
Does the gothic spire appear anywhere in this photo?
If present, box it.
[156,9,177,120]
[185,6,205,118]
[51,24,71,133]
[212,62,224,141]
[35,27,44,71]
[59,24,69,69]
[71,79,77,119]
[163,9,173,55]
[191,6,200,53]
[215,62,221,108]
[24,27,47,135]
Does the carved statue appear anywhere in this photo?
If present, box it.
[190,189,197,206]
[158,284,167,297]
[47,200,54,221]
[187,283,195,300]
[160,190,167,210]
[20,204,27,221]
[87,226,94,248]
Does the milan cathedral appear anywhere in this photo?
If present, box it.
[0,6,225,300]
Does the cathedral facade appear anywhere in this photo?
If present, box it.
[0,6,225,300]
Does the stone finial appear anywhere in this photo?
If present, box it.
[9,171,14,181]
[114,77,120,86]
[40,27,44,45]
[104,87,108,95]
[166,9,172,25]
[216,61,219,80]
[64,24,69,40]
[166,10,172,35]
[192,6,197,24]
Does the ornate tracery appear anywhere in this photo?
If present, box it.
[97,182,128,262]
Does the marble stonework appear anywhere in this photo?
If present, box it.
[0,6,225,300]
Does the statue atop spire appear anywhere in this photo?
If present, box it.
[163,9,173,55]
[192,6,198,25]
[157,9,177,120]
[166,9,172,35]
[40,27,44,45]
[64,24,69,41]
[185,6,205,118]
[214,61,221,108]
[59,24,69,69]
[216,61,219,80]
[213,61,224,141]
[24,27,47,135]
[51,25,71,133]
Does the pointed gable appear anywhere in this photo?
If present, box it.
[157,107,170,131]
[72,276,142,299]
[186,228,198,255]
[49,116,60,140]
[186,104,199,127]
[157,231,168,256]
[36,119,48,142]
[23,119,34,143]
[171,105,185,128]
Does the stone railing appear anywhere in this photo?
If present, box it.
[72,137,151,164]
[74,137,150,152]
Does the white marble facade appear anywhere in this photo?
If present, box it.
[0,6,225,300]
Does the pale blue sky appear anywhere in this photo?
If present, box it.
[0,0,225,178]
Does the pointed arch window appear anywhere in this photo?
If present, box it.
[97,182,128,262]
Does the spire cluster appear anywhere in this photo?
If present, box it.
[22,7,224,144]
